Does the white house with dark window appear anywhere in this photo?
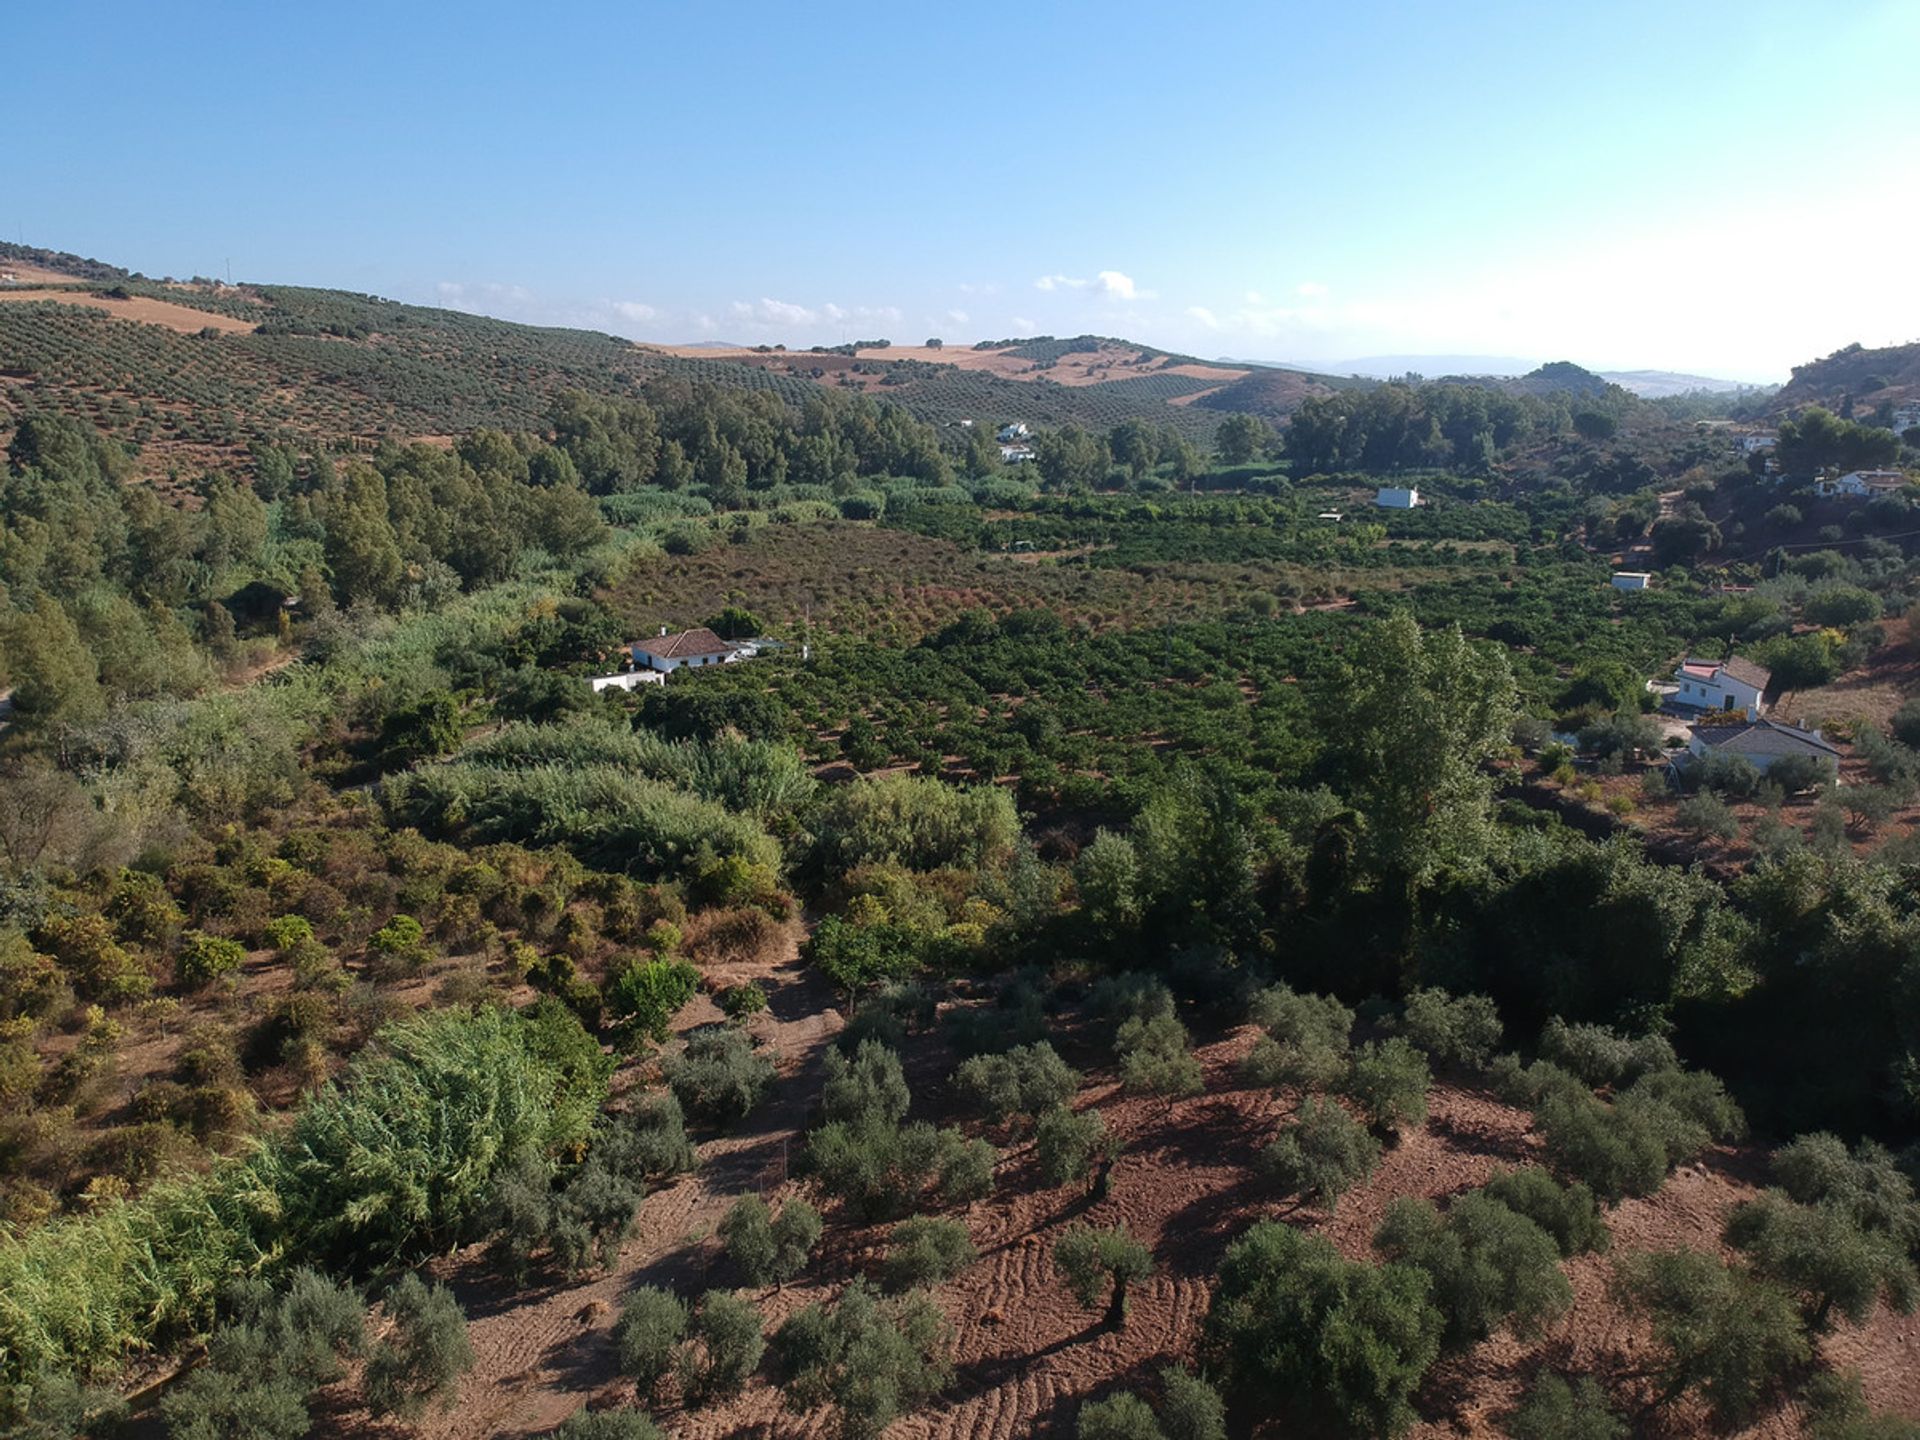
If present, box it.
[1000,444,1036,463]
[1374,486,1419,509]
[1671,656,1771,718]
[630,627,740,673]
[1611,571,1653,592]
[996,422,1030,442]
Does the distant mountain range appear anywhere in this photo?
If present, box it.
[1220,352,1768,396]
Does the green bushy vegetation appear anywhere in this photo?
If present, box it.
[3,263,1919,1436]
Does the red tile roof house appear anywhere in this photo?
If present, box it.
[630,626,740,673]
[1670,656,1771,718]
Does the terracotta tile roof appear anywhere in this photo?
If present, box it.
[1720,656,1772,690]
[634,627,734,659]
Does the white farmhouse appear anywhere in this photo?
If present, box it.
[588,670,664,693]
[1611,571,1653,592]
[1735,432,1778,455]
[630,626,740,673]
[1000,444,1036,464]
[996,422,1031,443]
[1817,470,1909,498]
[1374,486,1419,509]
[1671,656,1771,718]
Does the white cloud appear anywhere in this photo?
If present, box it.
[609,300,656,322]
[1244,290,1266,305]
[957,281,999,296]
[1034,273,1087,292]
[1098,270,1147,300]
[1186,306,1220,329]
[435,279,534,310]
[946,309,969,326]
[732,297,818,327]
[1296,281,1330,298]
[1010,316,1035,332]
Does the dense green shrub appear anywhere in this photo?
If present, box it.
[678,1289,765,1403]
[1537,1017,1678,1088]
[1077,1392,1163,1440]
[720,1195,823,1287]
[1724,1191,1917,1328]
[1341,1038,1431,1139]
[1239,983,1353,1089]
[614,1286,687,1398]
[1610,1248,1809,1426]
[882,1217,976,1292]
[176,931,246,988]
[364,1274,474,1422]
[821,1039,911,1125]
[1480,1168,1609,1257]
[1394,988,1502,1069]
[805,1112,993,1219]
[1159,1367,1228,1440]
[1374,1192,1572,1344]
[1036,1104,1113,1189]
[1203,1221,1441,1437]
[1115,1012,1203,1105]
[1259,1096,1380,1207]
[1506,1374,1625,1440]
[773,1278,952,1440]
[604,957,699,1050]
[598,1092,697,1182]
[953,1041,1079,1125]
[664,1025,775,1124]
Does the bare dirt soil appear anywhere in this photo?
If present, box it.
[0,289,257,334]
[294,964,1920,1440]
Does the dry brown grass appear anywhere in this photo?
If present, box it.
[0,289,256,334]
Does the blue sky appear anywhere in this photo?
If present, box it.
[8,0,1917,378]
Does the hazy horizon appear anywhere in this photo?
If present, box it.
[9,0,1917,379]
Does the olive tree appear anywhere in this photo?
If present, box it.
[1036,1104,1115,1191]
[1053,1224,1154,1331]
[1259,1096,1380,1208]
[677,1289,765,1404]
[614,1286,687,1398]
[1373,1192,1572,1345]
[720,1194,824,1288]
[1239,983,1352,1089]
[1610,1248,1809,1426]
[773,1278,952,1440]
[1341,1038,1431,1139]
[1203,1221,1442,1437]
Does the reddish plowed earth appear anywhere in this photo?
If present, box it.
[322,980,1918,1440]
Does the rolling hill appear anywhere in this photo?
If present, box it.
[0,246,1362,475]
[1771,339,1920,413]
